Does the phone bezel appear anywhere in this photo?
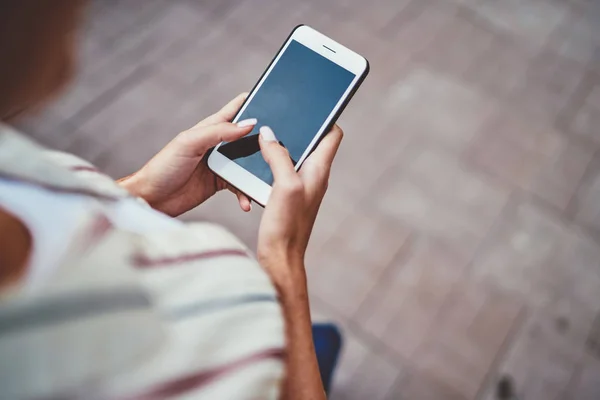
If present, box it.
[208,24,369,206]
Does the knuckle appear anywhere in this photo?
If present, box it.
[281,179,303,194]
[332,124,344,136]
[278,146,291,158]
[176,129,194,143]
[311,162,331,179]
[270,146,291,163]
[216,121,233,129]
[317,162,331,174]
[317,175,330,194]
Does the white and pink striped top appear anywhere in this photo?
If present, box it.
[0,125,286,400]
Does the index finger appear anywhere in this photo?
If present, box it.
[193,92,249,128]
[258,127,297,183]
[304,124,343,171]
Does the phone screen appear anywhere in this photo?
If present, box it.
[217,39,356,185]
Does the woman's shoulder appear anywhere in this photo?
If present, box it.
[0,123,131,199]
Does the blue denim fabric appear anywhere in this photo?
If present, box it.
[312,323,342,394]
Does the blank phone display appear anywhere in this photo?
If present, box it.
[218,40,355,185]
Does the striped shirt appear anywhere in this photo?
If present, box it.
[0,125,285,399]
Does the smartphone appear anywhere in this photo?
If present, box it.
[208,25,369,206]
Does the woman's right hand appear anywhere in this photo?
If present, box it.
[256,125,343,291]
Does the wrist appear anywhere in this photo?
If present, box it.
[260,255,307,298]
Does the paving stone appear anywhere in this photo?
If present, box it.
[416,11,496,79]
[473,199,573,305]
[385,68,499,151]
[376,177,477,254]
[309,298,404,400]
[389,369,467,400]
[569,82,600,146]
[224,0,316,51]
[67,73,182,162]
[182,0,240,20]
[83,0,169,46]
[307,210,410,319]
[510,49,587,122]
[327,118,411,200]
[323,17,412,79]
[330,349,403,400]
[464,34,533,101]
[544,296,600,357]
[465,109,594,210]
[572,154,600,235]
[151,22,238,91]
[54,2,209,125]
[319,0,416,34]
[373,140,510,255]
[409,279,522,400]
[567,356,600,400]
[411,342,483,400]
[546,7,600,67]
[466,0,568,47]
[472,197,600,376]
[304,193,356,261]
[480,310,582,400]
[550,228,600,312]
[327,330,371,400]
[407,145,509,227]
[433,280,523,369]
[355,238,469,357]
[529,140,594,210]
[386,0,460,53]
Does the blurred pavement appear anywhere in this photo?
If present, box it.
[16,0,600,398]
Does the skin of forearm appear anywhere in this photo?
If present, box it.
[276,266,326,400]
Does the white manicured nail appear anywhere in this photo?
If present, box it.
[259,126,277,142]
[237,118,257,128]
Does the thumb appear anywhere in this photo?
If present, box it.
[258,126,296,182]
[178,120,257,157]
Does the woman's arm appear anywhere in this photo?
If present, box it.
[278,269,325,399]
[256,125,343,399]
[117,94,253,216]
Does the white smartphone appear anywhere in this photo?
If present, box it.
[208,25,369,206]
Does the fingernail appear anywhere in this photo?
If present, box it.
[249,203,252,211]
[237,118,257,128]
[259,126,277,142]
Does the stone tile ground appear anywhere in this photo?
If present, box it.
[14,0,600,398]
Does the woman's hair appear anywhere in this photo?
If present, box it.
[0,1,83,120]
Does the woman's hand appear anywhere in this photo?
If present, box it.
[256,125,342,400]
[119,93,253,217]
[256,124,343,290]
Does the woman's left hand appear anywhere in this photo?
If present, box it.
[119,93,252,217]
